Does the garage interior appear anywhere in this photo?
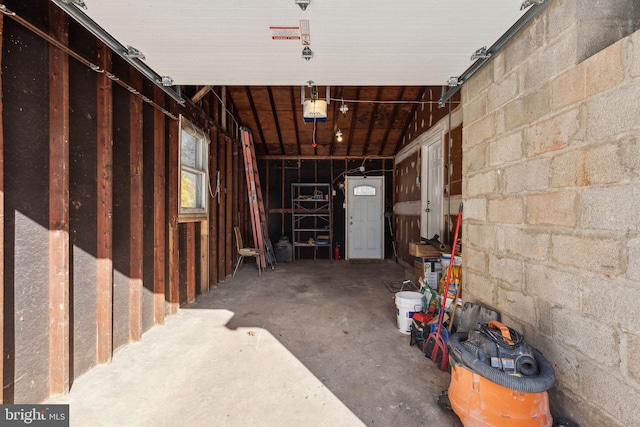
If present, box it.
[2,1,640,426]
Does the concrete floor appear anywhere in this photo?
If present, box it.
[47,259,463,426]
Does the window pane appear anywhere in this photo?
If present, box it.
[353,185,376,196]
[181,169,204,209]
[181,131,198,168]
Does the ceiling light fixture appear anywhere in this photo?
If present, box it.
[295,0,310,11]
[335,129,343,142]
[339,99,349,116]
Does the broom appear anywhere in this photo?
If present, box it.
[425,203,462,371]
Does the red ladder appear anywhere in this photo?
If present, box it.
[240,127,274,270]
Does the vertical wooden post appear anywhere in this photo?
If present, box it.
[186,222,195,302]
[96,41,113,364]
[208,128,218,287]
[48,6,70,394]
[153,87,166,324]
[0,12,5,404]
[129,69,143,341]
[217,133,226,282]
[200,219,209,294]
[225,137,233,277]
[168,112,179,312]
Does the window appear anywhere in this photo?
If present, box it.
[179,116,209,217]
[353,185,376,196]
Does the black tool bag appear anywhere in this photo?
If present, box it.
[409,318,429,352]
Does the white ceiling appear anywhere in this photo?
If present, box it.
[81,0,527,86]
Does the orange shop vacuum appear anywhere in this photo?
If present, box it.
[444,321,556,427]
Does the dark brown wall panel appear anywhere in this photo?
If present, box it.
[68,22,98,380]
[394,152,420,204]
[445,125,463,196]
[2,13,50,403]
[141,97,156,334]
[111,67,131,352]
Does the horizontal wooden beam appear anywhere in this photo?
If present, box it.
[191,85,213,103]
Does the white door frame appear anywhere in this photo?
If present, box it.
[345,176,384,260]
[421,132,444,241]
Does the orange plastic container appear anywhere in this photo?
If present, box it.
[448,361,552,427]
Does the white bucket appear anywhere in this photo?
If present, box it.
[395,291,424,335]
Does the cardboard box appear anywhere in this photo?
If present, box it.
[409,242,443,258]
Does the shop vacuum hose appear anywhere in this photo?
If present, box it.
[449,332,556,394]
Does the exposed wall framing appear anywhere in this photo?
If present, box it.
[0,2,244,403]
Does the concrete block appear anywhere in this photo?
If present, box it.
[503,83,551,131]
[620,136,640,178]
[504,15,546,74]
[487,71,519,112]
[530,336,580,390]
[496,287,537,327]
[463,246,487,275]
[525,107,582,157]
[578,360,640,427]
[489,131,523,166]
[497,226,550,262]
[504,158,550,194]
[464,113,496,148]
[585,38,625,97]
[587,81,640,142]
[488,196,524,224]
[523,30,579,91]
[628,239,640,281]
[525,191,579,227]
[467,170,496,197]
[463,270,495,306]
[581,184,640,232]
[550,148,589,188]
[625,332,640,383]
[525,263,582,310]
[463,93,487,126]
[583,278,640,333]
[489,254,524,290]
[551,63,585,111]
[586,142,626,184]
[462,142,486,175]
[547,0,577,41]
[551,234,622,274]
[577,18,637,64]
[463,60,494,100]
[465,223,494,252]
[631,30,640,78]
[492,51,505,82]
[552,308,619,367]
[462,198,487,222]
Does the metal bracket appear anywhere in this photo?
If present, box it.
[124,45,145,61]
[60,0,87,9]
[521,0,548,10]
[471,46,491,61]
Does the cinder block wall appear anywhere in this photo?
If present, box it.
[461,1,640,425]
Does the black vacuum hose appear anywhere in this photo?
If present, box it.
[449,332,556,393]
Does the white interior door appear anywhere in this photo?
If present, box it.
[421,136,443,240]
[346,177,384,259]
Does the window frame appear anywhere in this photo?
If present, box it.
[178,115,209,220]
